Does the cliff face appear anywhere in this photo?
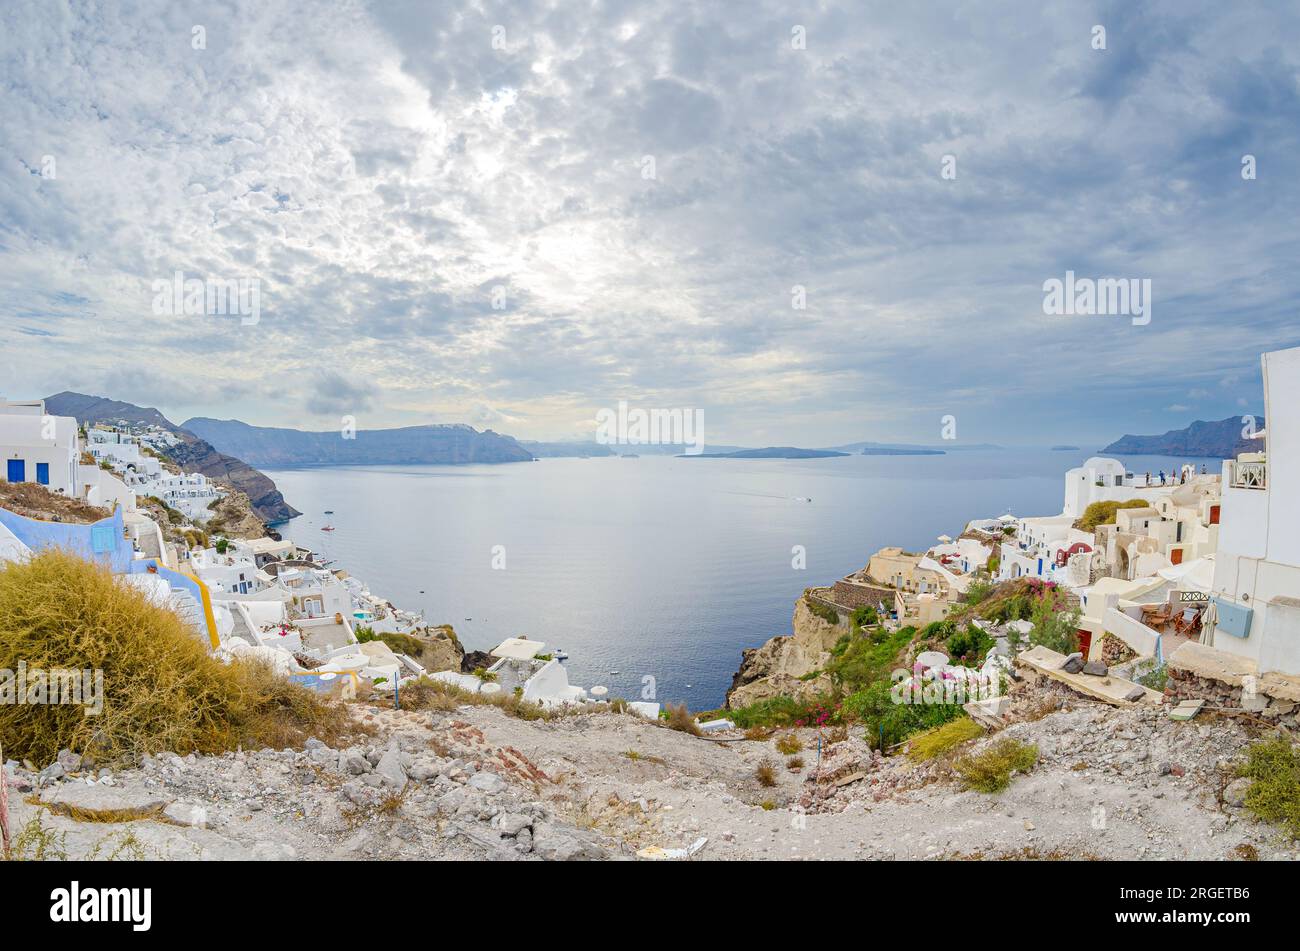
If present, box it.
[43,392,301,524]
[203,488,267,539]
[164,434,300,523]
[1102,415,1264,459]
[725,596,842,708]
[183,417,533,467]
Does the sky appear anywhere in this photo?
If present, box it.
[1,0,1296,447]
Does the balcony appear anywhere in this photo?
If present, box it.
[1230,457,1267,490]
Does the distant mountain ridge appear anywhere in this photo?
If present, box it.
[43,392,300,523]
[1102,415,1264,459]
[183,417,533,467]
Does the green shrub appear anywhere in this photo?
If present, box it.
[945,624,995,664]
[964,580,995,606]
[1075,498,1151,532]
[1137,665,1168,692]
[906,717,984,761]
[377,631,425,656]
[842,680,965,750]
[954,739,1039,793]
[824,624,918,692]
[1236,736,1300,838]
[354,625,375,643]
[1028,591,1081,655]
[808,598,839,626]
[852,605,878,628]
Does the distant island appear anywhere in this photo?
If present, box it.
[520,440,615,458]
[827,441,1002,453]
[860,447,944,456]
[1102,415,1264,459]
[682,447,849,459]
[1050,445,1080,451]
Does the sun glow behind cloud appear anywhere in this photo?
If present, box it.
[0,0,1294,443]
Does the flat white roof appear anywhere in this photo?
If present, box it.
[491,636,546,660]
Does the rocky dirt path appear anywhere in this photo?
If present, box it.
[5,690,1296,861]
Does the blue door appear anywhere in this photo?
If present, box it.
[6,459,25,482]
[36,462,50,485]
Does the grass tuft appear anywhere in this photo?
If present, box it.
[774,733,803,755]
[906,718,984,762]
[953,738,1039,793]
[664,703,701,736]
[755,760,777,787]
[0,550,349,766]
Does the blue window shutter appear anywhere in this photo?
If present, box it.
[36,463,50,485]
[91,525,114,554]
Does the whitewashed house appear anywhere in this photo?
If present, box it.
[154,472,224,521]
[0,399,79,496]
[1206,345,1300,676]
[429,636,590,707]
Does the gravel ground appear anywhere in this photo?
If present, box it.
[5,683,1297,861]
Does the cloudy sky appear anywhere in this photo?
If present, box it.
[1,0,1297,446]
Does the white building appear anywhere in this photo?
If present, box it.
[276,565,352,619]
[154,472,224,521]
[0,399,79,496]
[87,428,163,481]
[429,636,590,708]
[1062,456,1195,519]
[1207,345,1300,676]
[189,546,269,596]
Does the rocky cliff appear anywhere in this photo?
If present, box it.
[203,488,267,539]
[1102,415,1264,459]
[725,594,843,708]
[183,417,533,467]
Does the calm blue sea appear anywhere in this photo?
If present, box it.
[267,449,1217,710]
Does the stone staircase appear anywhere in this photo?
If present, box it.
[169,589,205,640]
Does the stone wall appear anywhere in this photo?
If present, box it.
[1166,667,1299,728]
[1100,632,1137,667]
[826,579,895,612]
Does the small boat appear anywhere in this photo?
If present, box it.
[321,525,336,532]
[553,649,569,660]
[609,670,620,675]
[324,510,334,514]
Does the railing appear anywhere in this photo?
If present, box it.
[1231,460,1266,490]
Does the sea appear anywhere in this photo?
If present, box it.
[266,449,1219,710]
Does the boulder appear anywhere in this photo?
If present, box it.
[1082,661,1108,676]
[338,749,369,775]
[468,771,507,795]
[531,821,609,861]
[1223,777,1252,808]
[1060,653,1085,674]
[498,813,533,836]
[42,784,169,820]
[374,748,408,789]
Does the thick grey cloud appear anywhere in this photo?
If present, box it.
[0,0,1296,444]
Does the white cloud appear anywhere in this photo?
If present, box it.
[1,0,1298,444]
